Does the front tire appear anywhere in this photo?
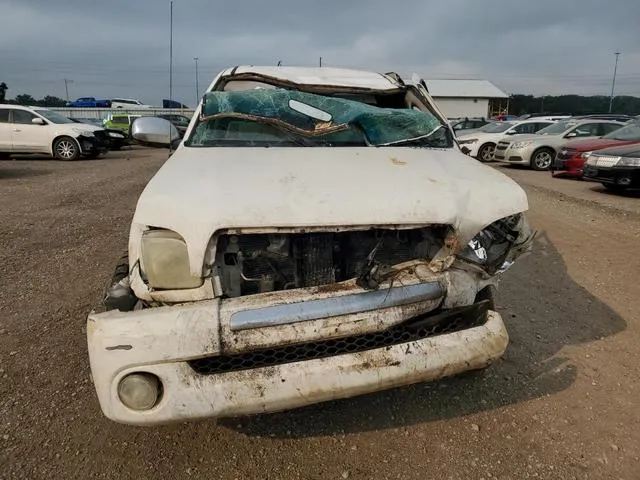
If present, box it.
[602,183,626,193]
[477,143,496,162]
[531,148,554,171]
[53,137,80,161]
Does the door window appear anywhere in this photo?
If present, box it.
[11,110,37,124]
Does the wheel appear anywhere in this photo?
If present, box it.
[602,183,626,193]
[477,143,496,162]
[53,137,80,161]
[531,148,554,171]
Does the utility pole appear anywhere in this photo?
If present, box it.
[193,57,199,106]
[64,79,73,102]
[609,52,621,113]
[169,1,174,102]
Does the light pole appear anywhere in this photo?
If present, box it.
[64,79,73,102]
[609,52,620,113]
[193,57,199,106]
[169,1,174,102]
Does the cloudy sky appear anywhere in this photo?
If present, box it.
[1,0,639,106]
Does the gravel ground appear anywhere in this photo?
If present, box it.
[0,149,638,479]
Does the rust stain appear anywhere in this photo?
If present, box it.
[315,282,356,294]
[390,157,407,166]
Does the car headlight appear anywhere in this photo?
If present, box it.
[73,129,95,137]
[511,141,532,149]
[141,229,203,289]
[458,214,532,274]
[616,156,640,167]
[108,131,125,138]
[458,138,478,145]
[580,151,592,159]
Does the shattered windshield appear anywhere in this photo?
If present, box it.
[186,89,450,148]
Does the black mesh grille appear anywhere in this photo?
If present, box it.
[188,301,490,375]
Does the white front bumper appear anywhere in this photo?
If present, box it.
[87,302,508,426]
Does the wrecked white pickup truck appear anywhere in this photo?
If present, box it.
[87,66,534,425]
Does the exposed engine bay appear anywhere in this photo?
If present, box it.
[213,228,449,298]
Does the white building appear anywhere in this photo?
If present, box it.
[423,79,509,119]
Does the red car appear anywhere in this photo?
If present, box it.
[552,121,640,178]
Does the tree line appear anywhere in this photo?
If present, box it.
[508,94,640,116]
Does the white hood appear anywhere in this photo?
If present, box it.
[131,147,528,274]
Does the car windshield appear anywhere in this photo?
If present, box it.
[536,121,577,135]
[603,122,640,141]
[186,89,451,148]
[34,109,75,124]
[478,122,515,133]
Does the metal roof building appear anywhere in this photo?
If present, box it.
[423,79,509,119]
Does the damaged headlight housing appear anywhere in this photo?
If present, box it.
[72,129,95,137]
[458,214,532,274]
[141,229,203,289]
[617,156,640,167]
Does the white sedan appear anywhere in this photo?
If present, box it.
[457,119,556,162]
[0,105,110,160]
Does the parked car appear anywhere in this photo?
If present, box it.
[492,114,519,121]
[552,121,640,178]
[66,97,112,108]
[103,114,142,135]
[571,114,636,123]
[518,112,572,120]
[87,66,535,426]
[583,144,640,192]
[156,113,191,137]
[70,118,129,150]
[450,117,491,134]
[458,119,555,162]
[111,98,154,109]
[494,119,625,170]
[0,105,109,160]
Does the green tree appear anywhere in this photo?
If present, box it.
[38,96,66,107]
[14,94,37,106]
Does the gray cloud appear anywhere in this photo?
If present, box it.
[1,0,638,106]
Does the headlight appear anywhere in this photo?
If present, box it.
[511,141,532,149]
[108,131,125,138]
[73,129,95,137]
[580,151,592,159]
[141,229,203,289]
[617,156,640,167]
[458,138,478,145]
[458,214,532,274]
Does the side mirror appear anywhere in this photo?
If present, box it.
[565,132,578,138]
[505,130,516,135]
[131,117,181,148]
[32,117,46,125]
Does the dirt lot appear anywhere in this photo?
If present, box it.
[1,149,639,480]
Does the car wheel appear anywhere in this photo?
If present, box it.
[602,183,626,193]
[53,136,80,161]
[531,148,554,171]
[477,143,496,162]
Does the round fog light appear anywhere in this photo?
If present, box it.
[118,373,161,411]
